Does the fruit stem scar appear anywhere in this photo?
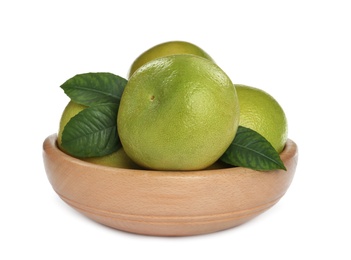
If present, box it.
[150,95,155,101]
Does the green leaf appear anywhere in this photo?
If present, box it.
[220,126,286,171]
[61,103,121,158]
[60,72,127,106]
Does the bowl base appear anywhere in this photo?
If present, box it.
[43,134,298,237]
[58,191,282,236]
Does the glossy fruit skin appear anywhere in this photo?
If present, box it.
[118,55,240,171]
[235,84,288,153]
[58,101,139,168]
[128,41,213,77]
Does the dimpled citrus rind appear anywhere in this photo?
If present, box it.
[128,41,214,77]
[118,55,240,170]
[235,84,288,153]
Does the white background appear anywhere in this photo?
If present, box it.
[1,0,350,259]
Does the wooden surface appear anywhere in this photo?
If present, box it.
[43,134,298,236]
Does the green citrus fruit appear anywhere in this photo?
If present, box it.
[57,101,86,148]
[235,84,288,153]
[58,101,140,169]
[128,41,213,77]
[84,148,141,169]
[118,54,240,170]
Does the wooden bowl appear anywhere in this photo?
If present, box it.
[43,134,298,236]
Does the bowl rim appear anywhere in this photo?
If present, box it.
[43,133,298,177]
